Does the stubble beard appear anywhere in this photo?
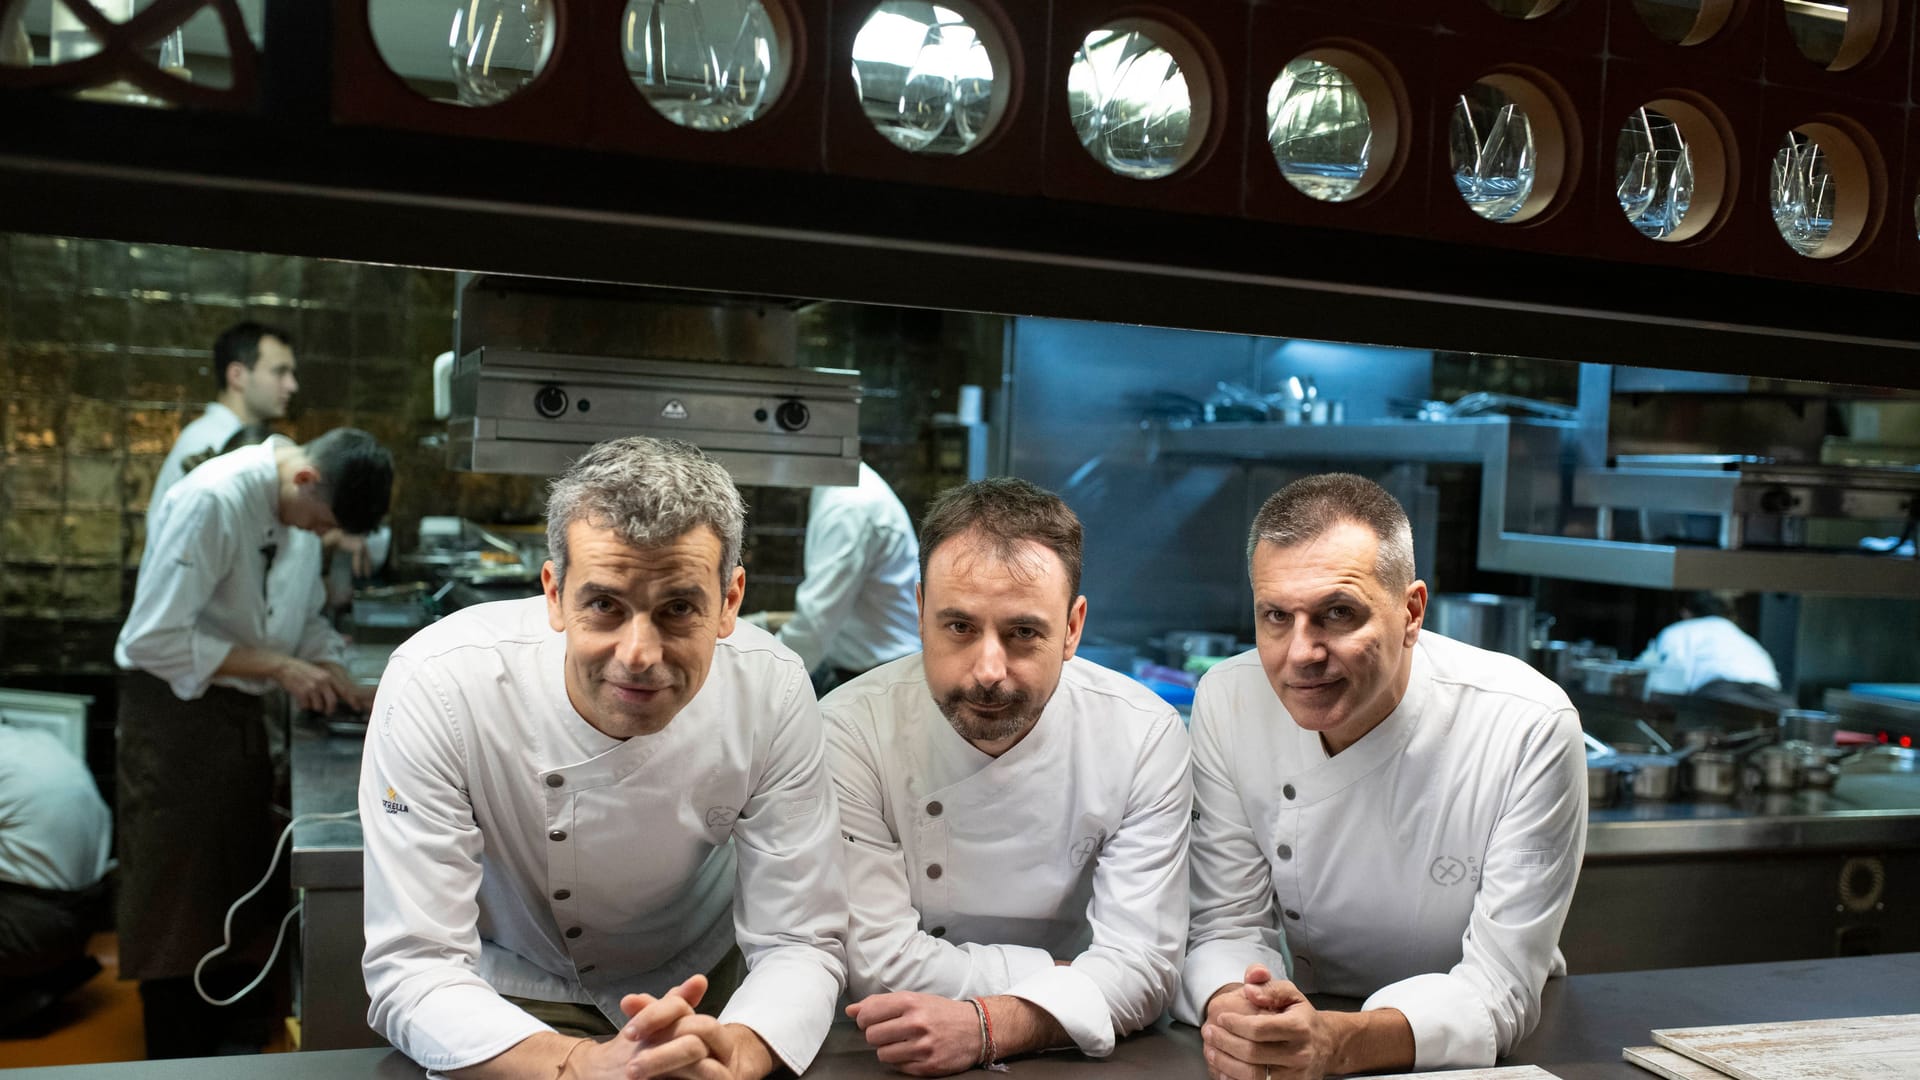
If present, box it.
[936,683,1038,744]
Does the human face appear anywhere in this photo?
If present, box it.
[278,464,339,534]
[233,336,297,422]
[919,531,1086,754]
[1250,520,1427,754]
[543,521,743,740]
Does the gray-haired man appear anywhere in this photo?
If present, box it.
[361,437,848,1080]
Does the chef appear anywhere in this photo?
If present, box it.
[1178,473,1586,1080]
[360,436,847,1080]
[825,477,1191,1076]
[149,321,298,512]
[769,461,921,693]
[1636,591,1785,703]
[114,427,393,1058]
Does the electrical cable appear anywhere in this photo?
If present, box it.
[193,809,360,1007]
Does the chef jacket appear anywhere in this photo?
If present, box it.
[115,439,343,699]
[823,653,1192,1057]
[1636,615,1781,695]
[1178,631,1586,1070]
[778,463,921,674]
[147,400,242,515]
[359,597,848,1077]
[0,725,112,893]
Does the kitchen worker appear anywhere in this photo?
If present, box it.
[825,477,1192,1076]
[1636,591,1786,705]
[768,461,921,694]
[0,724,112,1030]
[114,426,392,1058]
[360,436,848,1080]
[149,321,298,512]
[1178,473,1586,1079]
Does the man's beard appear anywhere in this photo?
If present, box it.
[936,683,1039,744]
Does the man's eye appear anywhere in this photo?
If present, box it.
[945,621,972,635]
[1328,606,1354,621]
[587,597,617,614]
[665,601,696,618]
[1011,627,1039,641]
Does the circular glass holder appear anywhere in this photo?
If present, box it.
[623,0,789,130]
[1267,53,1388,204]
[851,2,1007,156]
[1067,21,1208,181]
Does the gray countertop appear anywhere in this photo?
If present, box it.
[9,953,1919,1079]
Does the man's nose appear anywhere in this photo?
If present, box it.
[617,617,664,671]
[970,635,1008,686]
[1286,623,1327,669]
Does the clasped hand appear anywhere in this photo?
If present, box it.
[1201,963,1338,1080]
[846,991,983,1077]
[566,974,769,1080]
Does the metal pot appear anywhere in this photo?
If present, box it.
[1688,750,1739,800]
[1751,744,1802,792]
[1778,709,1840,748]
[1573,658,1652,699]
[1587,758,1627,808]
[1428,594,1536,659]
[1625,754,1680,800]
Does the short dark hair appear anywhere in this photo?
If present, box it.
[918,478,1084,601]
[212,322,293,393]
[303,428,393,535]
[1680,590,1732,620]
[1248,473,1415,591]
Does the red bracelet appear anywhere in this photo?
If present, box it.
[972,997,999,1066]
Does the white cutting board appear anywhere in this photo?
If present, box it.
[1651,1014,1920,1080]
[1368,1069,1561,1079]
[1367,1060,1559,1068]
[1624,1045,1731,1080]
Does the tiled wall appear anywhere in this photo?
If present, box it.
[0,232,1008,676]
[0,233,462,677]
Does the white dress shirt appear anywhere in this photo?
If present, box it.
[778,463,921,673]
[115,440,342,698]
[1636,615,1781,694]
[359,597,848,1077]
[0,725,112,893]
[1178,632,1587,1070]
[823,654,1192,1057]
[148,400,243,515]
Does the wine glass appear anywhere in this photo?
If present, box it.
[451,0,552,107]
[1269,59,1372,202]
[625,0,778,130]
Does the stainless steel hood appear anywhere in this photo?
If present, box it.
[447,348,861,487]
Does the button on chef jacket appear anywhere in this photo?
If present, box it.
[823,653,1192,1057]
[359,597,848,1077]
[1177,632,1586,1070]
[115,439,343,698]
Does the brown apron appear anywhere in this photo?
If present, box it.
[115,671,282,981]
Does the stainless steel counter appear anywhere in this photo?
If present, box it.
[9,953,1919,1079]
[1586,773,1920,857]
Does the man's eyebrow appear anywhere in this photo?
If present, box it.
[573,581,624,600]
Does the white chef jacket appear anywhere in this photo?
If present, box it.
[148,400,242,515]
[115,440,345,699]
[823,653,1192,1057]
[1636,615,1781,695]
[1177,632,1587,1070]
[0,725,112,893]
[359,597,848,1077]
[778,463,921,674]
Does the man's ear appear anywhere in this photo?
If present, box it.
[292,464,322,489]
[1404,580,1429,648]
[542,562,566,633]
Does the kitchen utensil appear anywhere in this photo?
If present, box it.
[1627,754,1680,800]
[1687,749,1739,800]
[1634,719,1675,754]
[1750,743,1802,792]
[1778,708,1840,748]
[1427,594,1536,659]
[1573,658,1652,699]
[1587,757,1628,808]
[1798,747,1839,789]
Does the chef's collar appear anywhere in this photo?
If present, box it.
[1285,637,1433,801]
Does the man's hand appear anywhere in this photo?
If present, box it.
[319,662,374,713]
[846,991,983,1077]
[625,1013,776,1080]
[323,528,373,576]
[274,655,339,714]
[1201,964,1338,1080]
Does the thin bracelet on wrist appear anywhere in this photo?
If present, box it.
[555,1036,589,1079]
[967,997,989,1067]
[972,997,999,1067]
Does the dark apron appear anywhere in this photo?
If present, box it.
[115,671,282,981]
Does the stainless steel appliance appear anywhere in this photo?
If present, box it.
[1574,454,1920,551]
[447,348,861,486]
[1426,593,1535,658]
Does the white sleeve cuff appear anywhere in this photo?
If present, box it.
[1176,939,1288,1026]
[1363,971,1497,1069]
[1003,964,1115,1058]
[395,983,550,1076]
[718,951,842,1074]
[175,632,232,700]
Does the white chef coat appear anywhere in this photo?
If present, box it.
[115,439,344,699]
[359,597,848,1077]
[1178,632,1587,1070]
[1637,615,1781,695]
[823,653,1192,1057]
[148,400,242,516]
[778,463,921,674]
[0,725,112,893]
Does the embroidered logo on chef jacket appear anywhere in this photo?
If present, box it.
[705,806,739,828]
[1070,832,1105,868]
[381,785,410,815]
[1428,855,1473,886]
